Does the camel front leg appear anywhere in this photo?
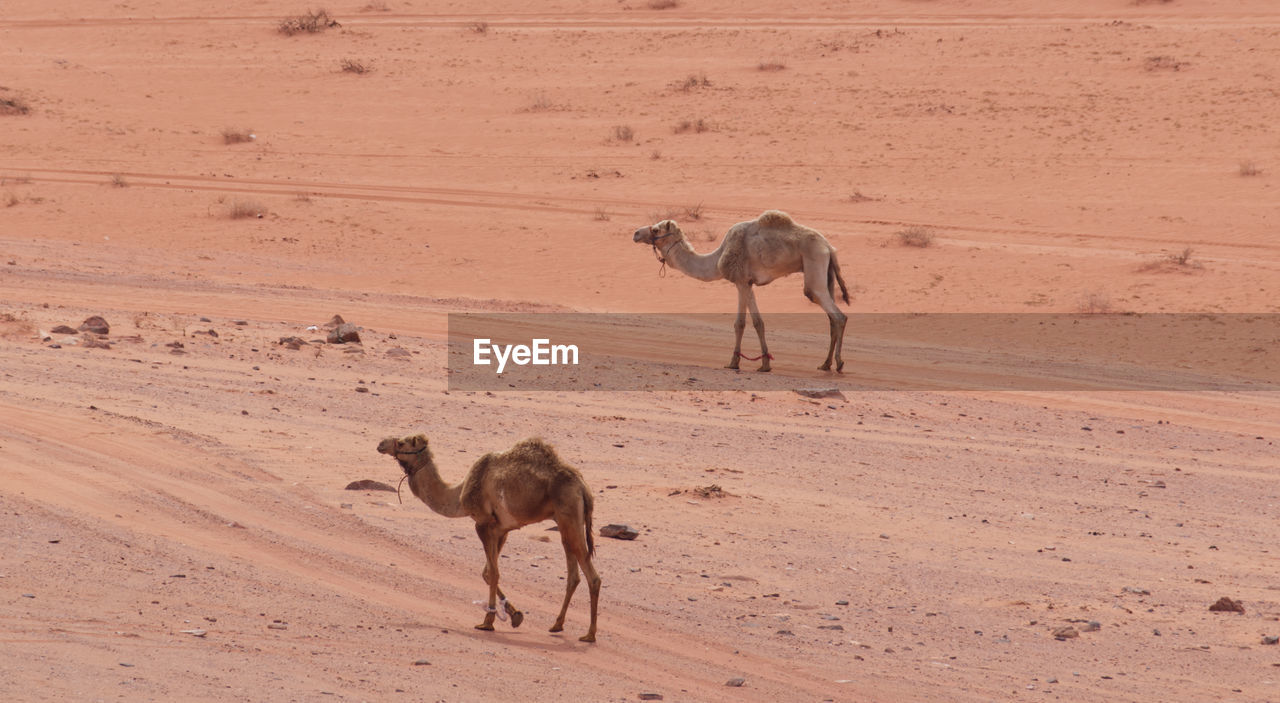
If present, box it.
[474,522,504,632]
[745,287,771,372]
[481,533,524,628]
[726,284,749,370]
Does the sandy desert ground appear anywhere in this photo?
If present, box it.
[3,1,1280,701]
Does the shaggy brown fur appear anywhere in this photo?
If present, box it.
[633,210,850,372]
[377,434,601,642]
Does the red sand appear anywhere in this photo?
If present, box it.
[2,2,1279,700]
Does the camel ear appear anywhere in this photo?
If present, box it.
[405,434,427,450]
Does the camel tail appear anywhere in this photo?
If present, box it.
[829,250,850,305]
[583,487,596,557]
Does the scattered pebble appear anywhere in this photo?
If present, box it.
[413,659,431,666]
[180,629,207,637]
[1122,586,1151,595]
[725,677,746,687]
[1053,626,1079,640]
[267,623,288,630]
[1263,636,1279,645]
[638,694,663,701]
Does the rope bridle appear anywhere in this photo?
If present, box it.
[649,231,677,278]
[394,445,427,503]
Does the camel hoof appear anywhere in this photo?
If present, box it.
[836,360,845,373]
[725,363,740,370]
[474,623,495,632]
[579,633,596,643]
[758,365,771,373]
[509,610,524,628]
[549,624,564,633]
[818,363,831,371]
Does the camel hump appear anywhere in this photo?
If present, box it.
[756,210,794,228]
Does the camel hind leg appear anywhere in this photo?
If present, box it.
[803,253,847,372]
[550,511,601,642]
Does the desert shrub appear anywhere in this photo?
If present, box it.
[896,226,934,247]
[222,127,254,144]
[0,96,30,115]
[612,125,634,142]
[278,9,339,36]
[673,118,710,134]
[228,199,266,219]
[340,58,371,74]
[1076,291,1112,314]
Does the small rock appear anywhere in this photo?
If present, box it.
[119,662,134,668]
[725,677,746,687]
[327,322,361,344]
[50,325,77,334]
[818,624,844,631]
[278,336,308,349]
[1053,626,1079,640]
[1083,621,1101,632]
[793,387,846,400]
[1122,586,1151,595]
[267,623,288,630]
[180,629,207,637]
[413,659,431,666]
[776,629,795,637]
[386,347,412,359]
[638,694,663,701]
[355,386,369,393]
[344,479,397,492]
[78,315,110,335]
[325,314,346,328]
[1263,635,1279,645]
[835,600,849,606]
[600,524,639,540]
[1208,597,1245,614]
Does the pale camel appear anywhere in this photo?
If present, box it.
[377,434,601,642]
[633,210,850,372]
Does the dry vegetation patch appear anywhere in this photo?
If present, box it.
[1076,291,1113,314]
[673,118,711,134]
[0,94,31,115]
[227,199,267,219]
[896,226,935,247]
[674,73,711,92]
[340,58,372,74]
[1144,55,1188,71]
[278,9,340,36]
[1139,247,1204,273]
[221,127,255,145]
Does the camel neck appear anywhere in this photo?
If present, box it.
[401,451,466,518]
[661,237,725,282]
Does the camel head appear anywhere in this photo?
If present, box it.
[377,434,429,464]
[633,219,683,246]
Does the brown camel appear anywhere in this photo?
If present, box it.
[633,210,850,372]
[377,434,601,642]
